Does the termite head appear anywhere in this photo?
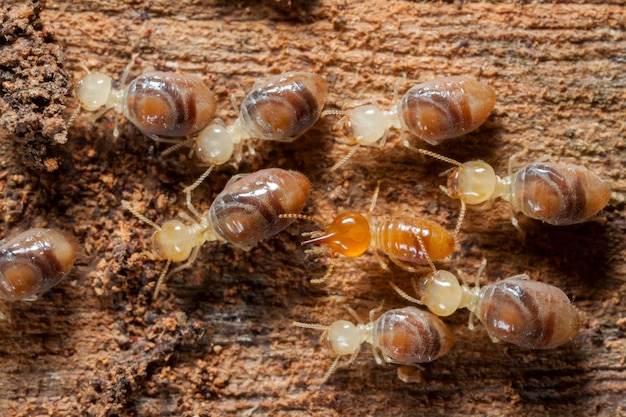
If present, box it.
[75,73,113,111]
[152,220,197,263]
[447,160,498,205]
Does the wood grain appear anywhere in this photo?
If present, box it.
[1,1,624,416]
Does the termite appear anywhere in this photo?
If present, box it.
[281,184,455,283]
[0,228,78,302]
[69,56,217,141]
[325,76,496,170]
[391,235,580,349]
[413,149,611,234]
[293,305,454,383]
[172,72,327,201]
[122,168,311,299]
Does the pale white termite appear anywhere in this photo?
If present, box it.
[0,228,78,302]
[325,76,496,170]
[69,57,217,141]
[391,235,580,349]
[293,306,454,383]
[175,71,327,201]
[122,168,311,299]
[413,149,611,234]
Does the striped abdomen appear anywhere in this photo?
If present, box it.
[0,229,78,301]
[398,76,496,145]
[373,306,454,364]
[510,163,611,225]
[209,168,311,250]
[375,215,455,267]
[239,72,327,142]
[475,278,580,349]
[125,72,217,137]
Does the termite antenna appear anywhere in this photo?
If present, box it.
[152,260,171,300]
[389,281,423,305]
[403,143,463,167]
[121,200,161,230]
[454,201,466,238]
[161,138,195,157]
[309,255,335,285]
[183,165,215,215]
[331,147,359,171]
[321,109,347,118]
[66,105,82,131]
[320,356,342,385]
[278,213,319,223]
[414,233,437,273]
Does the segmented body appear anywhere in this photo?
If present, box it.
[509,162,611,225]
[398,76,496,145]
[475,278,580,349]
[374,215,455,267]
[372,306,454,364]
[238,72,327,142]
[209,168,311,250]
[0,229,78,301]
[124,72,217,136]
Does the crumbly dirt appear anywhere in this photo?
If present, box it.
[0,1,71,172]
[0,1,624,417]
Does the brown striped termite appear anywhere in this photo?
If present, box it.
[293,306,454,383]
[170,72,327,201]
[122,168,311,299]
[324,76,496,170]
[391,235,580,349]
[413,149,611,234]
[0,228,78,302]
[68,56,217,141]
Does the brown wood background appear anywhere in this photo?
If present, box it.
[1,1,625,416]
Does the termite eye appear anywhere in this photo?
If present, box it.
[327,320,360,355]
[153,220,195,262]
[347,105,387,145]
[450,160,497,204]
[76,73,113,111]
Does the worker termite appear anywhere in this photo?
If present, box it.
[122,168,311,299]
[68,56,217,141]
[281,185,456,283]
[0,228,79,302]
[325,76,496,170]
[391,235,580,349]
[412,149,612,234]
[173,71,327,200]
[293,306,454,383]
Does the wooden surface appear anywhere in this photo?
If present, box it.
[1,1,625,416]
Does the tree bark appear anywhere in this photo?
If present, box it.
[0,1,624,416]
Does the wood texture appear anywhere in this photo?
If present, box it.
[1,1,625,416]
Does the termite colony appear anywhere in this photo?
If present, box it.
[3,49,612,389]
[75,62,609,383]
